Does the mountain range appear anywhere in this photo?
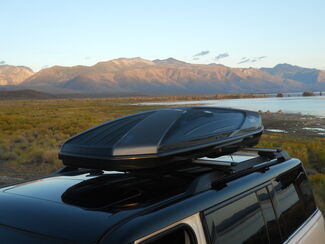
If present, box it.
[1,58,324,95]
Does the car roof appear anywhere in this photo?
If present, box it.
[0,151,301,243]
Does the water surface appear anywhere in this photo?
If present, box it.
[140,96,325,117]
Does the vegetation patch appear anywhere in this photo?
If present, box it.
[0,98,323,212]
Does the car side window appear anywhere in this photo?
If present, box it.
[271,167,310,240]
[256,187,282,244]
[140,225,196,244]
[295,172,316,217]
[204,193,269,244]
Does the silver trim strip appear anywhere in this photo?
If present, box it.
[284,209,322,243]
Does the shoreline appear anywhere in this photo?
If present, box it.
[1,91,324,101]
[261,112,325,137]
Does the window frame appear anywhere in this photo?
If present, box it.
[202,181,275,244]
[270,167,318,241]
[204,181,270,215]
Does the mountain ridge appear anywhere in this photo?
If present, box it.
[260,63,325,84]
[1,58,325,95]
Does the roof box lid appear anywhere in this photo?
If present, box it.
[59,107,263,170]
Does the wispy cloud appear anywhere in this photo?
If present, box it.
[238,58,251,64]
[194,50,209,57]
[193,57,200,61]
[215,53,229,61]
[0,60,6,65]
[85,56,91,60]
[238,56,267,64]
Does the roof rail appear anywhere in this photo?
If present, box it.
[187,148,291,195]
[53,148,291,199]
[242,147,291,161]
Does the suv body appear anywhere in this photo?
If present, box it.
[0,107,324,243]
[0,149,323,243]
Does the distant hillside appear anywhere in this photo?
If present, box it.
[260,63,325,86]
[0,89,56,100]
[0,65,34,85]
[1,58,325,95]
[153,58,189,65]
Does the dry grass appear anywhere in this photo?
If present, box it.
[0,98,323,211]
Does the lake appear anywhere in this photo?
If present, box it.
[140,96,325,117]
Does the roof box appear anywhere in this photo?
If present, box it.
[59,107,263,170]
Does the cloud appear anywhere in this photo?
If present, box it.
[193,57,200,61]
[42,65,50,69]
[0,61,6,65]
[194,51,209,57]
[238,58,251,64]
[238,56,267,64]
[215,53,229,61]
[85,56,91,60]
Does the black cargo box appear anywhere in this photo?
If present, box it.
[59,107,263,170]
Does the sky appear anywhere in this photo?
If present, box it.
[1,0,325,71]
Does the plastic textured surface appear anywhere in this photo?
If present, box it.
[59,107,264,170]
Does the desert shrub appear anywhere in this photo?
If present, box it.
[309,174,325,213]
[302,91,314,96]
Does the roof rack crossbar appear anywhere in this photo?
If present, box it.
[186,148,291,195]
[242,147,278,153]
[210,158,279,188]
[192,159,237,167]
[242,147,291,161]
